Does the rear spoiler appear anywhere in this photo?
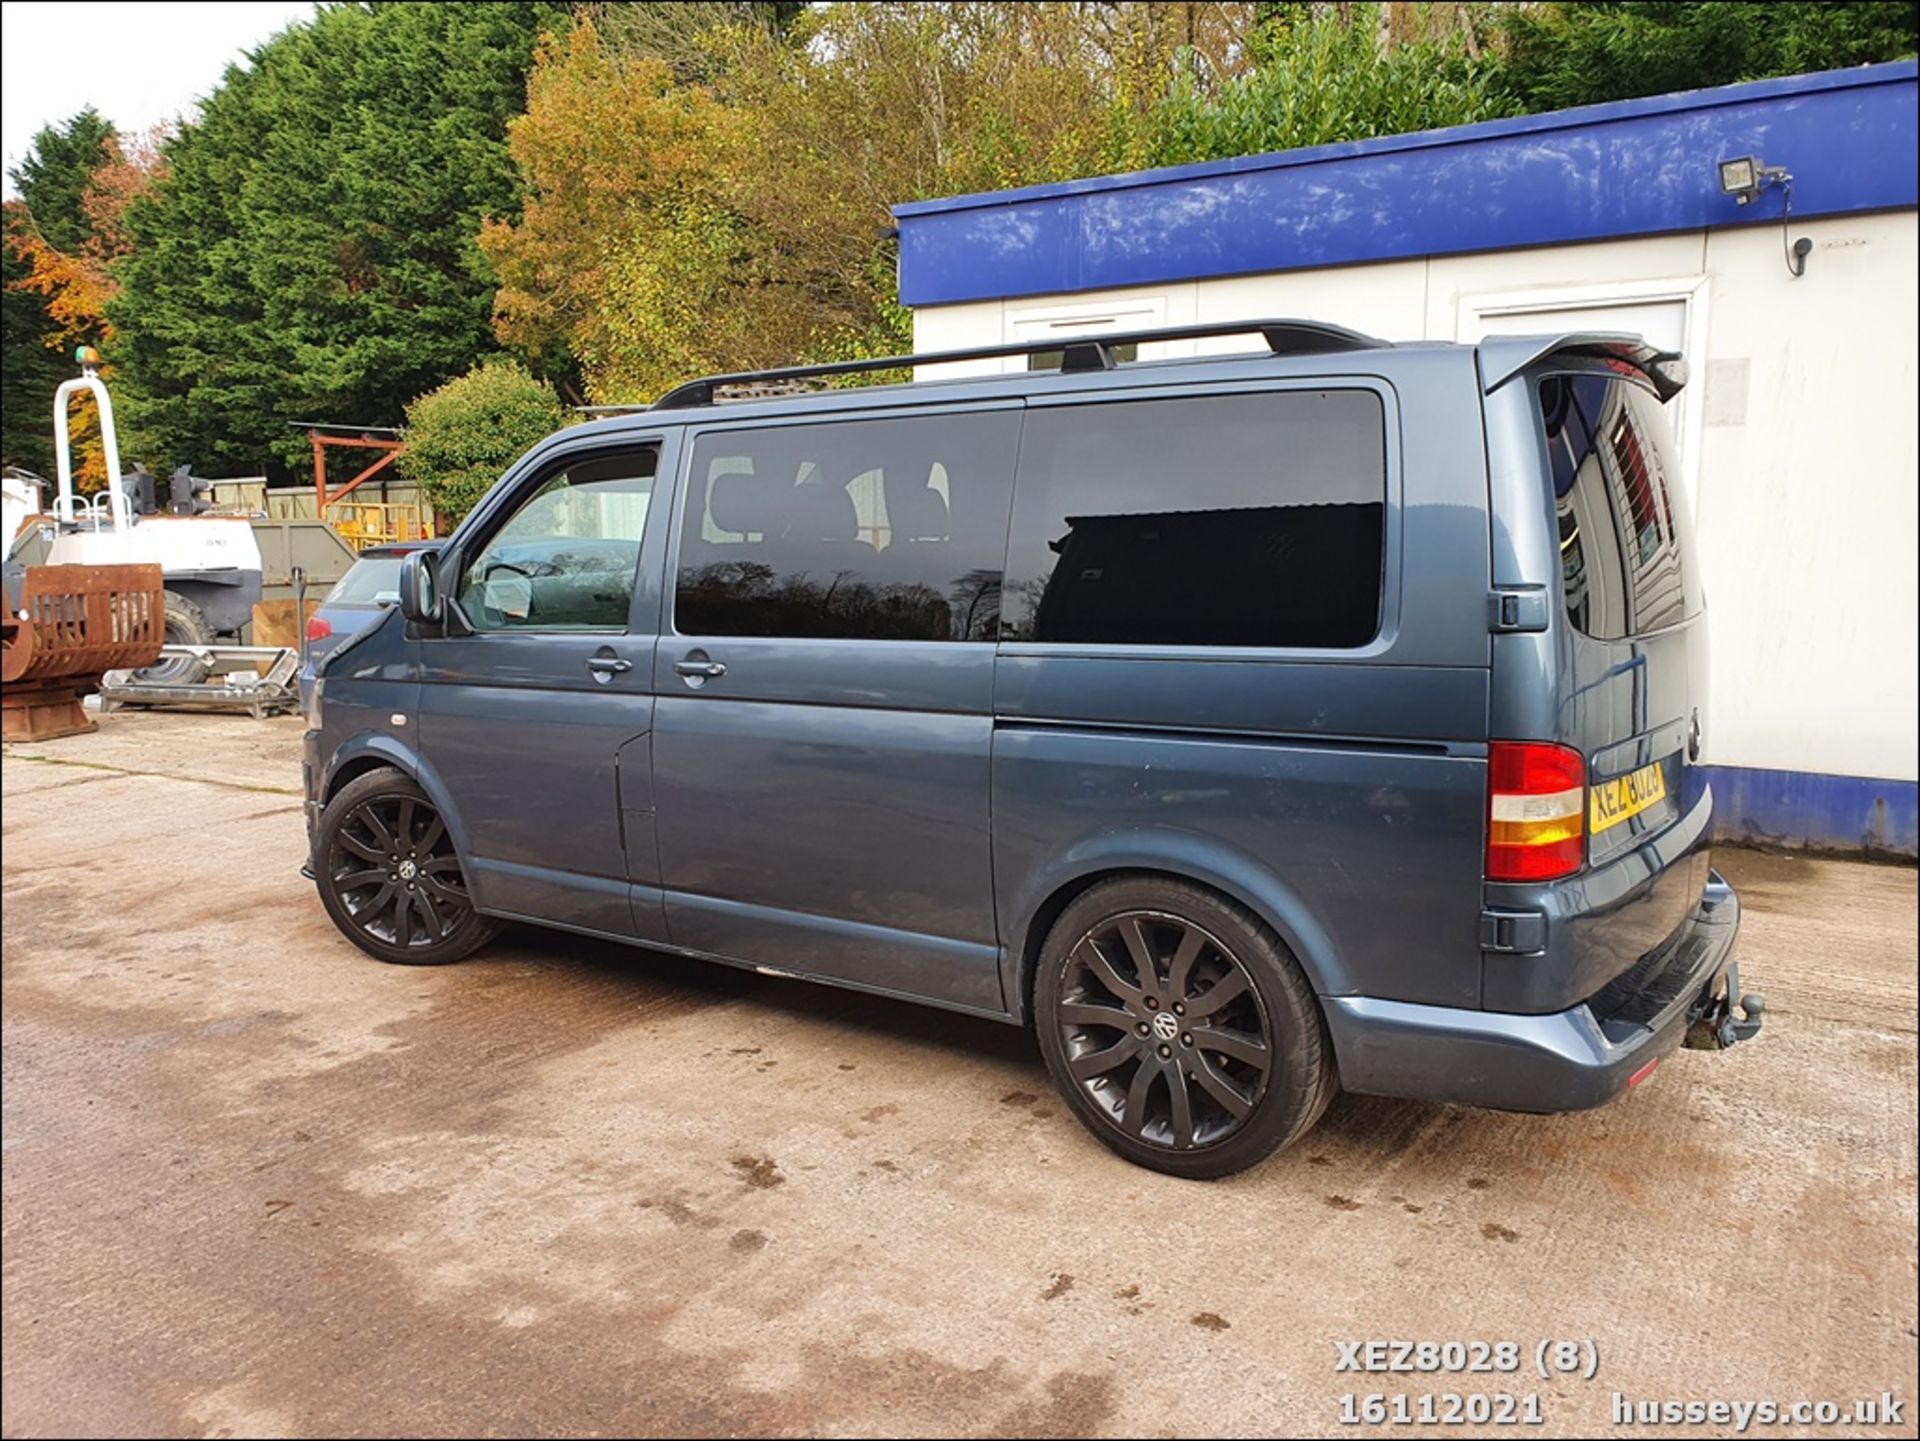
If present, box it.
[1478,332,1689,402]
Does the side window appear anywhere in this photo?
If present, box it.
[456,449,657,632]
[675,411,1018,641]
[1001,391,1387,647]
[1541,374,1697,639]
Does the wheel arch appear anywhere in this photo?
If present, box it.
[323,750,402,803]
[320,733,476,870]
[311,741,498,967]
[1004,836,1349,1026]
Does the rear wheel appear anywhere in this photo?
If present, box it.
[1035,877,1335,1179]
[314,769,496,966]
[131,591,213,685]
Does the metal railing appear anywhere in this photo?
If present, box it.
[325,500,430,550]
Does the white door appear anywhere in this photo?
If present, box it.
[1004,295,1176,374]
[1457,285,1704,518]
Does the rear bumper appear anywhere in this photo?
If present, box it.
[1326,871,1745,1113]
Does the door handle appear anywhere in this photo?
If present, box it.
[674,659,727,678]
[585,656,632,676]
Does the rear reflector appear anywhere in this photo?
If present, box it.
[305,615,332,641]
[1627,1056,1660,1089]
[1487,741,1585,882]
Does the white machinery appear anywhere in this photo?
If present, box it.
[6,348,267,683]
[2,469,45,549]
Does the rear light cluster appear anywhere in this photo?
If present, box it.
[1486,741,1586,882]
[305,616,332,641]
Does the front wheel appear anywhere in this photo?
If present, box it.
[1035,877,1336,1179]
[314,769,496,966]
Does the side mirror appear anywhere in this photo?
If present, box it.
[398,550,442,624]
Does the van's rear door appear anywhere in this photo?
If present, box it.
[1481,345,1715,1013]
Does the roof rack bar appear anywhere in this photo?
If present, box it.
[648,318,1384,411]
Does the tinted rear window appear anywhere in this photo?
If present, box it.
[1540,373,1700,639]
[1001,391,1386,647]
[326,555,406,606]
[675,410,1019,641]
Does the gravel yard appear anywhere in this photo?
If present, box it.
[3,712,1915,1437]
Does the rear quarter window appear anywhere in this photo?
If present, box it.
[1540,372,1701,639]
[1001,389,1387,648]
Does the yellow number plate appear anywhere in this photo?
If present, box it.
[1589,761,1669,833]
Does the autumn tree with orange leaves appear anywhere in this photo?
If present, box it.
[2,112,165,490]
[478,3,1497,406]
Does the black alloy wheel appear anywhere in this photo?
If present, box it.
[314,769,496,965]
[331,792,468,949]
[1057,910,1273,1150]
[1035,877,1335,1178]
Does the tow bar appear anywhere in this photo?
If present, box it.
[1684,963,1766,1051]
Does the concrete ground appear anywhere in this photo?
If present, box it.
[3,711,1915,1439]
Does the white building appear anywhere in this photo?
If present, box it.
[895,62,1920,854]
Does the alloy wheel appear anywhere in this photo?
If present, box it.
[1055,910,1274,1150]
[327,793,471,951]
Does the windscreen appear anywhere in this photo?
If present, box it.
[325,555,407,606]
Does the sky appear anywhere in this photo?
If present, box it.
[1,0,316,197]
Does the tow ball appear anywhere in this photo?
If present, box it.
[1684,964,1766,1051]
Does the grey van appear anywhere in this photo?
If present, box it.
[302,320,1761,1178]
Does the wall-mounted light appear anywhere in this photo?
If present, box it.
[1718,155,1777,204]
[1718,154,1812,277]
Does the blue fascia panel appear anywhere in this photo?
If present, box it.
[1703,764,1918,858]
[895,62,1918,307]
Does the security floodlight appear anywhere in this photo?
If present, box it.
[1718,156,1759,201]
[1719,153,1793,205]
[1716,154,1810,277]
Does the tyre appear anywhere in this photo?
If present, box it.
[314,768,497,966]
[132,591,214,685]
[1034,877,1336,1179]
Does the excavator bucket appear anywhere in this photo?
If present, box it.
[2,563,165,742]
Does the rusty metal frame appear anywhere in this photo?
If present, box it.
[1,562,165,741]
[294,423,406,513]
